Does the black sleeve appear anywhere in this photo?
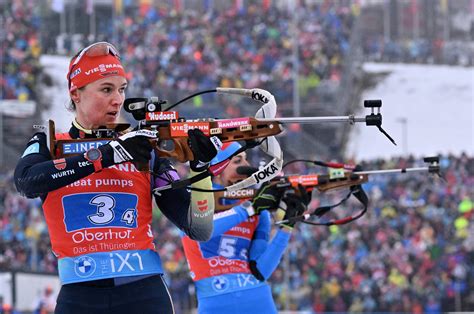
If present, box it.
[14,132,102,199]
[155,188,191,229]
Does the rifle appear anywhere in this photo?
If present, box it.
[214,157,441,226]
[37,88,394,191]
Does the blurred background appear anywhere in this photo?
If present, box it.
[0,0,473,313]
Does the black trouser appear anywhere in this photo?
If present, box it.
[55,275,174,314]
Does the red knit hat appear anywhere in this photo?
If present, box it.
[67,42,126,92]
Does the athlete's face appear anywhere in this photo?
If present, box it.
[71,76,127,129]
[219,152,250,186]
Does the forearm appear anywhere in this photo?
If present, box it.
[15,155,97,197]
[248,210,271,259]
[250,229,291,280]
[155,170,215,241]
[210,205,249,238]
[185,171,215,241]
[14,133,98,198]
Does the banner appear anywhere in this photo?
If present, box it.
[0,100,36,118]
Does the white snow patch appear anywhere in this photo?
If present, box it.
[347,63,474,160]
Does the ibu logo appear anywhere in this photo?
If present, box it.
[74,256,96,278]
[212,276,229,293]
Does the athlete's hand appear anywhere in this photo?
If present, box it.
[188,129,222,172]
[100,129,156,166]
[250,182,285,216]
[279,185,310,229]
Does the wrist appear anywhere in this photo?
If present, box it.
[98,144,115,168]
[84,148,103,172]
[241,201,256,217]
[190,160,210,172]
[280,225,293,232]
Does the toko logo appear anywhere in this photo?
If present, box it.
[251,91,269,103]
[253,164,279,184]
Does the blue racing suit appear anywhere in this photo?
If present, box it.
[181,184,291,314]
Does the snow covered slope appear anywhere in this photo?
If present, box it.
[347,63,473,160]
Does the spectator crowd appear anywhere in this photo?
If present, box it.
[0,1,41,101]
[108,1,356,115]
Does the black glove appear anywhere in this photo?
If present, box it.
[250,182,285,216]
[188,129,220,172]
[280,185,310,229]
[100,129,156,167]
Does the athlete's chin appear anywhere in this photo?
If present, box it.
[104,115,119,124]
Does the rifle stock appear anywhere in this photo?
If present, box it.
[48,117,282,164]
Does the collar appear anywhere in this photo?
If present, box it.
[68,119,97,139]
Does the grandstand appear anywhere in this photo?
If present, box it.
[0,0,473,313]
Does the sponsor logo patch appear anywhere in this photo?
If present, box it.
[53,158,67,170]
[62,140,109,154]
[223,189,255,198]
[69,68,81,79]
[197,199,208,212]
[85,63,123,75]
[170,122,210,137]
[74,256,96,278]
[146,111,178,121]
[253,163,279,184]
[288,175,319,187]
[211,276,230,293]
[216,118,250,129]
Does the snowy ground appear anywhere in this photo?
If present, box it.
[40,56,473,160]
[347,63,473,160]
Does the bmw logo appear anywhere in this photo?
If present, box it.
[74,256,96,278]
[211,276,229,293]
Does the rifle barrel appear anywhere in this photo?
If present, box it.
[354,167,431,175]
[257,116,366,124]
